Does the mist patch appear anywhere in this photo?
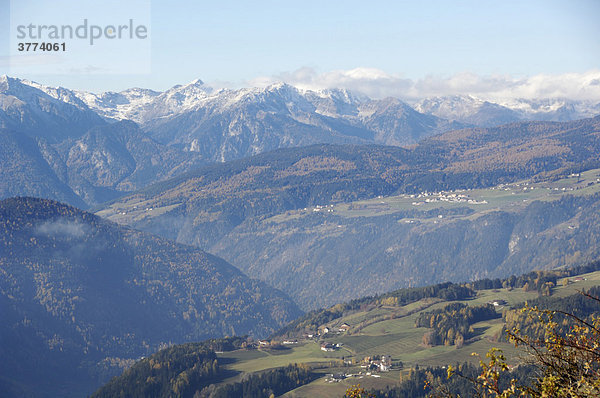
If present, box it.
[35,219,91,239]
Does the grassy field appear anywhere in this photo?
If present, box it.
[269,167,600,224]
[95,198,182,224]
[218,342,344,373]
[100,164,600,228]
[214,269,600,396]
[281,368,404,398]
[555,269,600,296]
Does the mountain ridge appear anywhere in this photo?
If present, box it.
[0,197,302,397]
[0,78,209,207]
[3,75,599,209]
[13,75,597,128]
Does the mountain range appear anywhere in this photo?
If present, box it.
[2,75,599,209]
[0,76,209,207]
[414,95,600,127]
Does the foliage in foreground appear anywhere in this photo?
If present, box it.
[447,291,600,397]
[365,289,600,397]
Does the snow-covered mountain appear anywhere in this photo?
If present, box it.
[414,95,522,127]
[12,75,600,129]
[2,75,458,205]
[74,79,214,123]
[414,94,600,126]
[3,75,600,205]
[140,82,458,161]
[0,75,105,142]
[499,97,600,122]
[0,76,206,207]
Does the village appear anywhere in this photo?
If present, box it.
[324,353,394,383]
[410,191,488,206]
[250,319,401,384]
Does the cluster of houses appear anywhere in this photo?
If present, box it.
[304,322,351,339]
[411,191,488,206]
[318,323,351,335]
[325,355,393,383]
[326,372,383,383]
[310,204,335,213]
[256,339,298,348]
[406,176,594,209]
[361,355,392,372]
[256,322,352,350]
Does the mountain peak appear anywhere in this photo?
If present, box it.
[0,75,9,91]
[264,81,296,92]
[0,75,23,92]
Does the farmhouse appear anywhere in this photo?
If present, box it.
[319,326,330,335]
[363,355,392,372]
[338,323,350,332]
[320,342,336,352]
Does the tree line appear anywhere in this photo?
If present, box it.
[415,303,499,347]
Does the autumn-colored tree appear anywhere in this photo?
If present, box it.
[446,290,600,397]
[344,384,376,398]
[508,293,600,397]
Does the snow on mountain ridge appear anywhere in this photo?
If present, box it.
[415,94,600,125]
[9,76,600,128]
[497,98,600,120]
[414,95,487,119]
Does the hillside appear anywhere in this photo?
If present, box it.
[0,75,105,143]
[91,337,318,398]
[0,197,301,398]
[91,265,600,397]
[0,129,88,208]
[99,117,600,309]
[211,173,600,308]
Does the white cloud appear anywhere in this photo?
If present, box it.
[247,67,600,101]
[36,219,90,239]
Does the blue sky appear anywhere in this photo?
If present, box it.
[1,0,599,98]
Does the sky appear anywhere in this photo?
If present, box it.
[1,0,599,100]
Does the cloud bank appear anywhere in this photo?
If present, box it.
[248,67,600,102]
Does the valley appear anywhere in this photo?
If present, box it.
[97,131,600,309]
[3,2,600,396]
